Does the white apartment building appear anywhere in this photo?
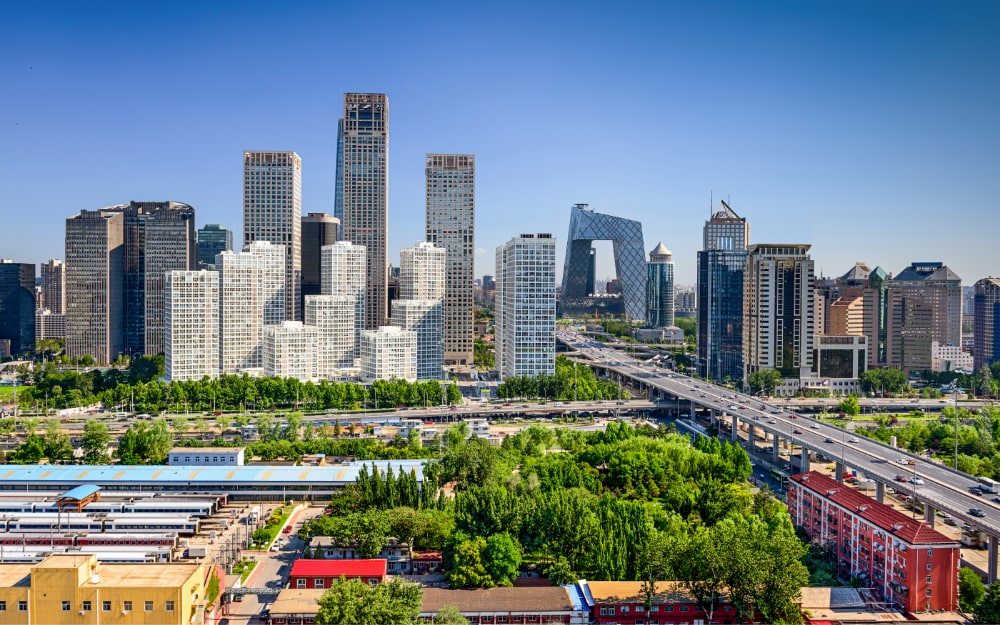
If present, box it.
[165,270,220,381]
[931,341,973,373]
[360,326,417,382]
[247,240,287,326]
[321,241,366,360]
[495,234,557,380]
[305,294,359,377]
[218,251,265,374]
[399,242,446,300]
[263,321,319,382]
[390,299,443,380]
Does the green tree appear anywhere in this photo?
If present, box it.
[959,567,985,613]
[12,433,45,463]
[432,605,469,625]
[748,369,783,396]
[482,533,522,587]
[975,581,1000,624]
[446,384,462,405]
[215,413,233,433]
[82,419,111,464]
[43,419,73,461]
[252,528,271,545]
[315,578,422,625]
[837,395,861,416]
[445,535,493,588]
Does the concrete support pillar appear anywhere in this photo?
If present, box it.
[924,504,935,527]
[990,538,999,584]
[835,462,845,482]
[731,413,738,442]
[772,433,780,461]
[876,481,885,503]
[800,448,810,474]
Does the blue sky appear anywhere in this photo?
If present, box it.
[1,0,997,286]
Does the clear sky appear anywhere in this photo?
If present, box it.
[2,0,997,287]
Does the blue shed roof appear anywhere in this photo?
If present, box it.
[58,484,102,501]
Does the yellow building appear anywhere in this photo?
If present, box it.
[0,554,206,625]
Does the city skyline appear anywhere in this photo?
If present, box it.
[2,1,998,286]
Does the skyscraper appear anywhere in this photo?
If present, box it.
[243,150,302,321]
[341,93,389,329]
[165,270,219,381]
[392,242,446,380]
[301,212,340,314]
[217,250,265,375]
[40,259,65,315]
[321,241,367,361]
[645,242,674,327]
[247,241,287,327]
[305,295,359,376]
[743,244,816,386]
[263,321,318,382]
[697,201,749,381]
[334,118,344,231]
[360,326,417,382]
[65,208,124,364]
[974,277,1000,372]
[0,260,36,356]
[862,266,890,368]
[197,224,233,270]
[425,154,475,367]
[143,205,197,356]
[886,262,962,373]
[495,234,556,380]
[399,242,446,301]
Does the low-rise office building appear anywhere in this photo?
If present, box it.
[166,447,245,466]
[289,558,387,589]
[583,580,740,625]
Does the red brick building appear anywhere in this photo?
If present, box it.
[582,580,740,625]
[288,558,387,589]
[788,471,959,612]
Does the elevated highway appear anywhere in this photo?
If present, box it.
[558,330,1000,581]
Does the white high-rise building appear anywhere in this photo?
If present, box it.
[165,270,220,381]
[426,154,475,367]
[263,321,318,382]
[218,251,265,375]
[399,242,446,300]
[390,299,443,380]
[243,151,302,321]
[305,294,359,377]
[495,234,557,380]
[247,241,287,326]
[321,241,366,360]
[360,326,417,382]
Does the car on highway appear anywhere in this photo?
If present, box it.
[728,404,737,410]
[970,508,986,517]
[944,517,958,526]
[911,478,924,485]
[970,487,984,496]
[896,458,909,465]
[790,414,797,419]
[771,408,781,414]
[793,429,803,435]
[824,437,835,443]
[768,419,777,424]
[895,475,909,482]
[848,437,859,443]
[810,424,819,429]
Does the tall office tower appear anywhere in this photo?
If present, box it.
[143,205,197,356]
[334,118,345,231]
[321,241,367,360]
[0,260,36,356]
[696,201,749,381]
[425,154,475,367]
[263,321,318,382]
[645,242,674,327]
[40,259,65,315]
[400,242,446,300]
[974,277,1000,372]
[360,326,417,382]
[65,208,124,364]
[886,262,962,372]
[243,151,302,321]
[165,270,219,381]
[197,224,233,269]
[742,244,816,386]
[862,266,890,368]
[217,251,265,374]
[393,242,445,380]
[247,241,287,326]
[495,234,557,380]
[301,213,340,314]
[828,295,865,336]
[341,93,389,329]
[305,295,358,376]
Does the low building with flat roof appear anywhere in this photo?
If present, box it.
[167,447,245,466]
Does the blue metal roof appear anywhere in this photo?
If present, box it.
[58,484,102,501]
[0,460,426,486]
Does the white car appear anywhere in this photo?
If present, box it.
[849,437,859,443]
[912,478,925,485]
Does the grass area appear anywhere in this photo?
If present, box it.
[0,387,25,403]
[249,504,295,549]
[232,559,257,582]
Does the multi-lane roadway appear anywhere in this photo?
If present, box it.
[557,330,1000,581]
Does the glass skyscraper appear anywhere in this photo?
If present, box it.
[334,118,344,234]
[645,242,674,327]
[197,224,233,270]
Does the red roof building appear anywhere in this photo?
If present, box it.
[788,471,959,612]
[288,558,387,589]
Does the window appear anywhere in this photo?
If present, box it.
[166,601,175,612]
[0,601,5,611]
[297,579,307,589]
[102,601,111,612]
[621,606,630,613]
[315,579,325,589]
[123,601,133,612]
[145,601,153,612]
[680,605,689,612]
[926,589,933,597]
[637,605,645,613]
[18,602,26,612]
[927,575,932,583]
[82,601,92,611]
[62,601,71,612]
[927,563,933,570]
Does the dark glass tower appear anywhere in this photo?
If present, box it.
[197,224,233,269]
[301,212,340,314]
[334,118,344,235]
[0,261,36,356]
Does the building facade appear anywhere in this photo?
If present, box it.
[930,341,973,373]
[65,208,124,364]
[243,151,302,321]
[196,224,232,270]
[496,234,557,380]
[788,471,959,612]
[246,241,287,327]
[142,205,197,356]
[35,310,66,341]
[301,212,340,316]
[425,154,476,367]
[289,559,387,589]
[862,266,890,368]
[341,93,389,329]
[743,244,816,386]
[167,447,244,466]
[40,259,65,315]
[390,299,443,380]
[360,326,417,382]
[974,277,1000,372]
[886,262,962,373]
[263,321,318,382]
[164,270,219,381]
[305,295,359,377]
[0,261,36,357]
[584,580,739,625]
[399,242,446,301]
[828,295,865,336]
[697,201,750,381]
[813,334,868,393]
[645,242,674,328]
[217,251,266,374]
[321,241,367,362]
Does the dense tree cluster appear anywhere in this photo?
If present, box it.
[315,577,422,625]
[497,355,624,401]
[13,356,164,409]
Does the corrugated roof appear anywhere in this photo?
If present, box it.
[420,587,576,614]
[790,472,956,545]
[584,580,705,604]
[58,484,101,502]
[290,558,386,578]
